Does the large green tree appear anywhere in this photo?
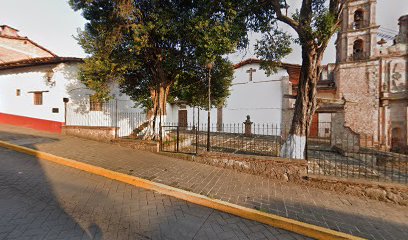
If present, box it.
[70,0,247,139]
[246,0,347,159]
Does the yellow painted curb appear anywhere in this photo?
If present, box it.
[0,140,364,240]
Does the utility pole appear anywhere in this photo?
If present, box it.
[206,62,213,151]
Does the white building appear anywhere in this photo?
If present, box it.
[167,59,300,132]
[0,25,304,137]
[0,25,143,135]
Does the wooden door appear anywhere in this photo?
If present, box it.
[178,110,187,128]
[391,127,403,150]
[309,114,319,137]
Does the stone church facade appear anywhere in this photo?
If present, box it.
[329,0,408,151]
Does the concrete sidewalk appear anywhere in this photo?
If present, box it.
[0,124,407,240]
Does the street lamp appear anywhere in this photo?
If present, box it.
[206,62,213,151]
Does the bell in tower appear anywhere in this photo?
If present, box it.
[335,0,380,63]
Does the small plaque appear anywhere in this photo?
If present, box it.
[52,108,59,113]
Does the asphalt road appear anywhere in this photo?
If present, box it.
[0,147,310,240]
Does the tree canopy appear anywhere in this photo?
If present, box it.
[69,0,247,104]
[70,0,246,138]
[70,0,248,138]
[71,0,348,153]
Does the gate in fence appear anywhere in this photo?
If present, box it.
[160,124,199,154]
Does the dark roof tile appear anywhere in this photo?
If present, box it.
[0,57,83,70]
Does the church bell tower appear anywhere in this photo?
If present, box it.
[336,0,379,63]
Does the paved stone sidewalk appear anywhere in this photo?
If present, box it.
[0,124,407,240]
[0,147,309,240]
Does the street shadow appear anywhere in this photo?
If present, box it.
[0,130,102,239]
[0,128,310,240]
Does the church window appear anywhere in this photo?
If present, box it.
[16,89,20,96]
[353,39,364,60]
[33,92,43,105]
[353,9,364,29]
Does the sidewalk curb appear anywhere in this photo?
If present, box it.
[0,140,364,240]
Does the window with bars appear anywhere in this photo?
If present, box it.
[33,92,43,105]
[90,96,103,111]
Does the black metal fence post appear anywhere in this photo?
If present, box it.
[176,125,180,152]
[115,99,118,139]
[207,113,210,151]
[159,124,163,152]
[195,125,198,155]
[197,108,200,155]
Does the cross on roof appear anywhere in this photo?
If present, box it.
[246,67,256,81]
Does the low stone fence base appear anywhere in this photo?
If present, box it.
[160,151,308,182]
[62,126,117,142]
[111,138,159,152]
[305,175,408,206]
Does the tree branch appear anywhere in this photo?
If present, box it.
[270,0,299,32]
[330,0,349,24]
[299,0,312,24]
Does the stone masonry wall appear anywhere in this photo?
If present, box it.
[331,111,360,153]
[336,61,380,141]
[62,126,117,142]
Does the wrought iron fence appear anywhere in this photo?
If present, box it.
[160,122,408,184]
[310,134,408,184]
[160,123,285,156]
[160,122,289,156]
[160,124,198,154]
[66,99,146,138]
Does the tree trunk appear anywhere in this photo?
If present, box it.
[143,84,170,140]
[280,43,323,159]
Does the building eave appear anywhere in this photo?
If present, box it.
[0,57,83,71]
[233,58,301,71]
[0,25,19,32]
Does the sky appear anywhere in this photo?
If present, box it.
[0,0,407,64]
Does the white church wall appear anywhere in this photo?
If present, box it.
[166,104,217,126]
[224,63,287,125]
[164,63,289,135]
[189,107,218,126]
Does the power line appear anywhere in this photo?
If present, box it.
[379,28,398,36]
[377,32,395,40]
[379,26,399,34]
